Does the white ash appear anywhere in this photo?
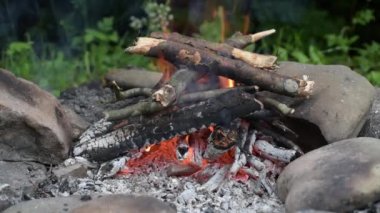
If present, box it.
[59,170,284,213]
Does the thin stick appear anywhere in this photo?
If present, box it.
[119,88,153,99]
[226,29,276,49]
[257,96,295,115]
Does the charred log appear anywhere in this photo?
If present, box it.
[105,86,257,121]
[74,90,263,162]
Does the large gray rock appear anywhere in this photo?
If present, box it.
[4,194,176,213]
[0,69,73,164]
[359,88,380,138]
[277,62,375,143]
[0,161,46,211]
[277,137,380,212]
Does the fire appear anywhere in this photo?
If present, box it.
[155,54,176,82]
[219,76,235,88]
[119,126,239,176]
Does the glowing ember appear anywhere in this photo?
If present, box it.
[155,54,176,82]
[219,76,235,88]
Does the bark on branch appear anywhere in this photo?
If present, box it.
[126,37,314,97]
[150,32,277,68]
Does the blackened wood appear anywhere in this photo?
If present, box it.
[250,121,303,154]
[105,86,256,121]
[74,90,263,162]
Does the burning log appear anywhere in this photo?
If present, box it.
[105,86,257,121]
[225,29,276,49]
[126,37,314,97]
[150,32,277,68]
[166,163,201,177]
[74,90,263,162]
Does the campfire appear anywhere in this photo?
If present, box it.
[72,29,314,196]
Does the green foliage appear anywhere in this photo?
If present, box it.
[257,8,380,85]
[352,9,375,26]
[130,1,173,33]
[1,17,153,96]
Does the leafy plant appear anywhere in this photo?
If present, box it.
[130,1,173,33]
[1,16,153,96]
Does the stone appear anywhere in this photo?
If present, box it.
[0,161,46,212]
[105,68,162,89]
[0,69,73,164]
[277,137,380,212]
[53,164,88,179]
[61,105,90,139]
[277,62,375,145]
[359,88,380,138]
[4,194,176,213]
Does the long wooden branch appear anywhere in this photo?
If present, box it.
[126,37,314,97]
[150,32,277,68]
[105,86,257,121]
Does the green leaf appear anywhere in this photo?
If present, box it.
[291,50,310,63]
[352,9,375,26]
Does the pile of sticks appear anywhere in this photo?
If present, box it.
[73,29,314,193]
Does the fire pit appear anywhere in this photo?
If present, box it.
[54,30,313,212]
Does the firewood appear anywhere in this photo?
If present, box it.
[250,121,303,154]
[119,88,153,99]
[225,29,276,49]
[74,90,264,162]
[126,37,314,97]
[152,68,199,107]
[150,32,277,68]
[256,96,295,115]
[200,165,230,191]
[105,86,257,121]
[253,140,297,163]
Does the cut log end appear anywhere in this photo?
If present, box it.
[299,76,315,97]
[125,37,165,54]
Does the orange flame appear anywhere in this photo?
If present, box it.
[219,76,235,88]
[155,54,176,82]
